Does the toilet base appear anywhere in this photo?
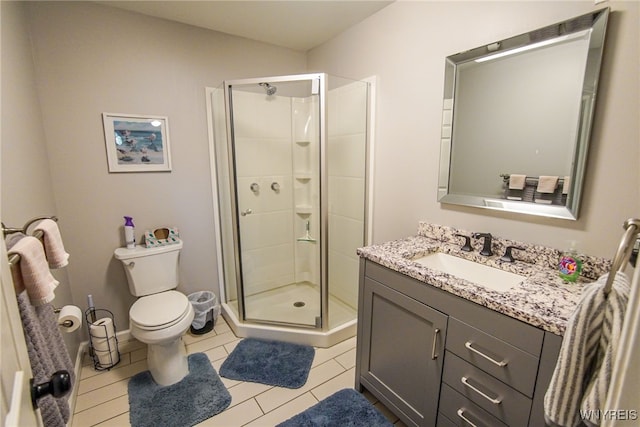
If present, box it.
[147,337,189,386]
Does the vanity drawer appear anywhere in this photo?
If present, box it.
[438,384,508,427]
[443,352,532,426]
[446,318,539,397]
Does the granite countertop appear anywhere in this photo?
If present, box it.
[357,223,612,336]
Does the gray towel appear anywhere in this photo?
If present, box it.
[17,291,74,427]
[544,272,630,427]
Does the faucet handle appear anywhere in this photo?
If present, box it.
[500,246,525,263]
[455,234,473,252]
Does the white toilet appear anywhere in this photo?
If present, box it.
[114,241,194,386]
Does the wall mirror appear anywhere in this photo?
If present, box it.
[438,8,609,220]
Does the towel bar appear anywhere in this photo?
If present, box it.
[604,218,640,295]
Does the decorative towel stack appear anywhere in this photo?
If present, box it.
[544,271,630,427]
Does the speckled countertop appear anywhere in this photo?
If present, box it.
[357,223,612,336]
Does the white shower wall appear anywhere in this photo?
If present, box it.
[233,91,297,297]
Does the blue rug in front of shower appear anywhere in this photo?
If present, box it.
[220,338,315,389]
[277,388,393,426]
[128,352,231,427]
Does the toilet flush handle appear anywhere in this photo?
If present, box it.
[126,261,135,268]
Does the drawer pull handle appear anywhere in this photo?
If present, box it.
[457,409,479,427]
[464,341,508,367]
[431,328,440,360]
[461,376,502,404]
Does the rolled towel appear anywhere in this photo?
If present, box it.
[537,176,559,193]
[8,236,59,305]
[34,219,69,268]
[562,176,571,194]
[508,174,527,190]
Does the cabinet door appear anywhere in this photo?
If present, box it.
[359,277,448,427]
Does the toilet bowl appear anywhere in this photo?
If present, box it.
[129,290,195,385]
[114,241,195,386]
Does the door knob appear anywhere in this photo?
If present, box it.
[31,370,71,409]
[240,209,253,216]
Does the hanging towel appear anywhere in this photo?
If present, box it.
[544,272,630,427]
[8,236,59,305]
[17,291,73,427]
[34,219,69,268]
[537,176,559,193]
[562,176,571,195]
[509,174,527,190]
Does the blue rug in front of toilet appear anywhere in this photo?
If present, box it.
[128,353,231,427]
[220,338,315,389]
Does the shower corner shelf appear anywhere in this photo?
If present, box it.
[295,205,313,215]
[295,173,312,181]
[295,140,311,146]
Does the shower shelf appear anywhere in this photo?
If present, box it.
[295,174,312,181]
[295,205,313,215]
[295,140,311,146]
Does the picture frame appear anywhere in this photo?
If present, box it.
[102,113,172,172]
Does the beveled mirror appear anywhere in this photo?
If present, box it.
[438,8,609,220]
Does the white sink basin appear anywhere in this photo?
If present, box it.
[412,252,525,292]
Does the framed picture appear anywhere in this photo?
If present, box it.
[102,113,172,172]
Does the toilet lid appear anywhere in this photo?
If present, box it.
[130,291,190,328]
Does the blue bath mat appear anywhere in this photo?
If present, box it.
[219,338,315,389]
[128,353,231,427]
[277,388,393,426]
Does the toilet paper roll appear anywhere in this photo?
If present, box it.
[90,317,115,340]
[58,305,82,333]
[92,336,117,352]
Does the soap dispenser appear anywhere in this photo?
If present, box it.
[558,241,582,282]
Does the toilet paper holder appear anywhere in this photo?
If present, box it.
[85,308,121,371]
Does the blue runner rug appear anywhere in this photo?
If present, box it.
[277,388,393,426]
[128,353,231,427]
[220,338,315,389]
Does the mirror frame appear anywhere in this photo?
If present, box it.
[438,8,609,220]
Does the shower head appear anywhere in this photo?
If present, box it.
[259,82,277,96]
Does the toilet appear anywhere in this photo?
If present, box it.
[114,241,194,386]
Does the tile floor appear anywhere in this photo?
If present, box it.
[71,316,406,426]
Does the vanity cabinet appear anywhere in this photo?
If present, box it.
[356,259,562,427]
[357,276,447,426]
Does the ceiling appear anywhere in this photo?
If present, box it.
[96,1,393,51]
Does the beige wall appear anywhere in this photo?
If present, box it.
[308,1,640,258]
[1,1,81,358]
[3,1,306,332]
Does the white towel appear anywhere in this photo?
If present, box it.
[8,236,59,305]
[562,176,571,194]
[34,219,69,268]
[537,175,559,193]
[509,174,527,190]
[544,272,630,427]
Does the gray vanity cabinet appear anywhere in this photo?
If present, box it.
[356,259,563,427]
[357,276,448,426]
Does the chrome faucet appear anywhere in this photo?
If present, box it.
[472,232,493,256]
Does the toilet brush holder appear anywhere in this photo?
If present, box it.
[85,308,121,371]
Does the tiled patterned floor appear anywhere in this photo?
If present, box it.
[71,316,406,426]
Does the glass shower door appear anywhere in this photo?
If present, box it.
[227,75,323,328]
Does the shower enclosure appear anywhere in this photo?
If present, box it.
[208,73,371,347]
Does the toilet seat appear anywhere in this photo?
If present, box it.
[130,291,191,331]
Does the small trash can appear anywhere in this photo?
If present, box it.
[187,291,219,335]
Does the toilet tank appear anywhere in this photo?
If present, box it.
[114,241,183,297]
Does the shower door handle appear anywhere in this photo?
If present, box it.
[240,209,253,216]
